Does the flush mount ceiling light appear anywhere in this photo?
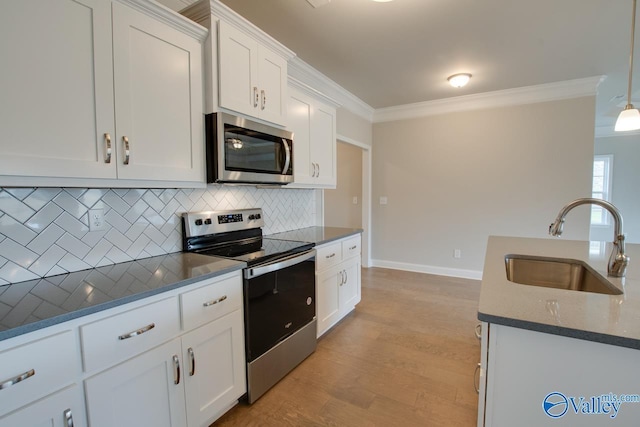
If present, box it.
[447,73,472,88]
[615,0,640,132]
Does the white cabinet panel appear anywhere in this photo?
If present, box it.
[258,48,288,125]
[0,385,85,427]
[183,310,246,427]
[85,338,188,427]
[287,86,337,189]
[0,0,116,179]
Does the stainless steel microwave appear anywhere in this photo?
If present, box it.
[205,112,293,185]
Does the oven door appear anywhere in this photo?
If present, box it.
[206,112,293,184]
[243,250,316,362]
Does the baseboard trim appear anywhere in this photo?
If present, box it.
[370,259,483,280]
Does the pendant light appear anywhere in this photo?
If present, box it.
[615,0,640,131]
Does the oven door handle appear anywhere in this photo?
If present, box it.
[244,250,315,279]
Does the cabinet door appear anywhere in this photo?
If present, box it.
[0,0,116,179]
[183,310,246,427]
[288,91,314,184]
[85,338,187,427]
[340,259,361,313]
[258,48,287,125]
[112,2,204,182]
[310,102,337,187]
[316,266,342,337]
[0,385,85,427]
[218,20,258,118]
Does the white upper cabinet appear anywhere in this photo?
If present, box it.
[181,0,294,127]
[288,83,338,188]
[0,0,206,188]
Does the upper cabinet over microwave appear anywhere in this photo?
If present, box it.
[181,0,295,128]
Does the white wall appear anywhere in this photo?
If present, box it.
[337,108,373,147]
[594,133,640,243]
[324,142,363,228]
[371,97,595,277]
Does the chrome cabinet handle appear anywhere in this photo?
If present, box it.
[326,253,336,259]
[261,89,266,110]
[104,133,112,164]
[118,323,155,340]
[122,136,130,165]
[253,87,259,108]
[317,163,320,177]
[63,408,74,427]
[281,138,291,174]
[173,355,181,385]
[344,269,348,284]
[474,363,481,393]
[475,323,482,340]
[203,295,227,307]
[338,270,344,286]
[0,368,35,390]
[188,347,195,376]
[314,163,319,177]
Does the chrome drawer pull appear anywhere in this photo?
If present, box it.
[63,408,74,427]
[173,355,181,385]
[188,347,195,376]
[326,253,336,259]
[118,323,155,340]
[349,245,357,250]
[203,295,227,307]
[0,368,35,390]
[104,133,112,164]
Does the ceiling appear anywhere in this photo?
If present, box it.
[167,0,640,129]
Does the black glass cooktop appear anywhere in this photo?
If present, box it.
[196,238,314,267]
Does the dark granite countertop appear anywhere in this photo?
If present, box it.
[478,236,640,350]
[0,252,245,341]
[268,226,362,246]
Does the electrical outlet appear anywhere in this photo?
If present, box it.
[89,209,105,231]
[379,196,388,205]
[454,249,462,259]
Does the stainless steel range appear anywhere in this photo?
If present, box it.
[181,208,317,403]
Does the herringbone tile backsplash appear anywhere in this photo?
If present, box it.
[0,186,317,284]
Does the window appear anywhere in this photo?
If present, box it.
[591,155,613,226]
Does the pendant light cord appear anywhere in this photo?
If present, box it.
[627,0,637,107]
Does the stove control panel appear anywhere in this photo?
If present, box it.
[182,208,265,238]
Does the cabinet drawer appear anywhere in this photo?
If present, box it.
[0,331,78,416]
[316,242,342,271]
[181,274,243,331]
[80,296,180,373]
[342,236,361,260]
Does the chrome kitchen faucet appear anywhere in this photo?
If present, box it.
[549,198,629,278]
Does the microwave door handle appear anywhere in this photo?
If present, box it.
[281,138,291,174]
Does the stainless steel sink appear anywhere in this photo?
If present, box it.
[504,254,622,295]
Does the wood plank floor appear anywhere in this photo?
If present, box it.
[211,267,481,426]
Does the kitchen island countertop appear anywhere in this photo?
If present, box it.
[0,252,245,341]
[479,236,640,350]
[268,226,362,246]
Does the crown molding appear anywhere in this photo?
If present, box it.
[373,76,605,123]
[595,126,640,138]
[288,77,341,107]
[288,57,375,122]
[119,0,208,40]
[180,0,295,60]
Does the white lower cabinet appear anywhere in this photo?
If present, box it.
[0,271,245,427]
[0,385,85,427]
[183,310,245,426]
[316,235,362,337]
[85,338,187,427]
[479,323,640,426]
